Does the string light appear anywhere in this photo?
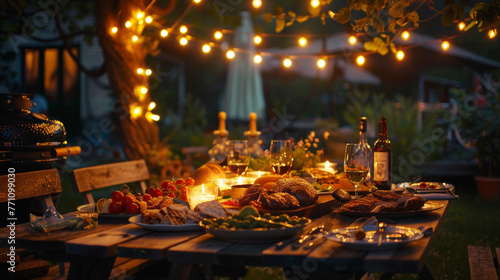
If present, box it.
[356,55,365,65]
[132,35,139,42]
[254,54,262,64]
[253,0,262,8]
[145,69,152,76]
[110,27,118,34]
[310,0,320,8]
[202,44,211,53]
[458,22,466,31]
[441,40,450,51]
[137,68,144,74]
[298,37,307,47]
[140,87,148,94]
[283,58,292,67]
[401,31,410,41]
[139,20,144,25]
[226,50,235,59]
[160,29,168,37]
[131,106,142,118]
[180,37,188,45]
[148,102,156,110]
[348,35,357,45]
[180,25,188,34]
[396,50,405,61]
[137,12,144,19]
[488,29,497,39]
[125,21,132,28]
[151,114,160,121]
[214,31,223,40]
[193,0,201,3]
[145,16,153,24]
[254,35,262,45]
[317,58,326,68]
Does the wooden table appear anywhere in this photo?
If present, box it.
[0,198,449,280]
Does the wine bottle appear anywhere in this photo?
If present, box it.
[373,116,392,190]
[359,117,373,184]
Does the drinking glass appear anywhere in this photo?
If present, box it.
[269,140,293,175]
[226,140,250,175]
[344,143,370,199]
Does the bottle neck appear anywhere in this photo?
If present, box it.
[378,122,387,140]
[359,130,368,144]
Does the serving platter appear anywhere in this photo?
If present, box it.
[339,201,445,218]
[129,215,203,232]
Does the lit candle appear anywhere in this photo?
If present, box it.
[316,161,337,174]
[186,183,218,209]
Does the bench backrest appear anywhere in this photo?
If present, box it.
[0,168,62,210]
[69,160,150,204]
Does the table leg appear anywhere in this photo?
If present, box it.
[67,254,116,280]
[418,264,435,280]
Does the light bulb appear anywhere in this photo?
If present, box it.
[145,69,152,76]
[458,22,466,31]
[254,35,262,45]
[317,58,326,68]
[125,21,131,28]
[148,102,156,110]
[311,0,320,8]
[202,44,211,53]
[356,55,365,65]
[132,35,138,42]
[180,37,188,45]
[253,0,262,8]
[111,27,118,34]
[131,106,142,118]
[298,37,307,47]
[194,0,202,3]
[401,31,410,41]
[396,50,404,61]
[180,25,188,34]
[214,31,223,40]
[254,54,262,64]
[488,29,497,39]
[145,16,152,24]
[348,35,356,45]
[160,29,168,37]
[283,58,292,67]
[151,114,160,121]
[441,41,450,51]
[140,87,148,94]
[137,68,144,74]
[226,50,235,59]
[136,12,144,19]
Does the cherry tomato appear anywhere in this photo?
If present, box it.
[142,193,152,202]
[167,192,176,198]
[122,194,136,208]
[184,177,195,186]
[150,188,163,198]
[181,192,187,201]
[108,201,124,213]
[175,179,185,185]
[160,180,173,190]
[111,191,124,202]
[419,182,427,189]
[126,202,140,214]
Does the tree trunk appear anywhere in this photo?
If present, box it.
[95,0,160,162]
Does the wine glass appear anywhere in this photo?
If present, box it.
[226,140,250,175]
[344,143,370,199]
[269,140,293,175]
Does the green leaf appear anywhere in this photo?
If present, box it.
[408,11,419,24]
[441,6,456,26]
[321,12,326,25]
[464,20,477,31]
[334,7,351,24]
[389,2,404,18]
[390,43,397,54]
[263,13,273,22]
[470,2,488,19]
[276,17,285,33]
[296,16,309,23]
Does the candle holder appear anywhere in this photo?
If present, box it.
[208,130,228,164]
[186,183,219,209]
[244,131,264,158]
[315,161,337,174]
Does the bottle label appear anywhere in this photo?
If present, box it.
[374,152,389,181]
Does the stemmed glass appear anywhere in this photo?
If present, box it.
[269,140,293,175]
[226,140,250,175]
[344,143,370,199]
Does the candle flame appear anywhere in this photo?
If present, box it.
[201,183,205,195]
[325,161,330,169]
[258,171,261,177]
[237,177,242,184]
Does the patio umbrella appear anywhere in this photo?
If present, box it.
[223,11,265,121]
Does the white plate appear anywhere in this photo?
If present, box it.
[77,203,96,212]
[128,215,203,231]
[397,182,455,193]
[77,204,136,220]
[340,201,445,218]
[326,225,423,250]
[200,220,310,243]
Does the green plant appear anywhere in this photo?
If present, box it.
[451,89,500,177]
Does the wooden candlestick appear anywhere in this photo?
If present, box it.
[249,112,257,134]
[218,111,227,135]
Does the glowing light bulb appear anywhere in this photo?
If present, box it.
[145,16,152,24]
[214,31,223,40]
[180,37,188,45]
[132,106,142,118]
[283,58,292,67]
[356,55,365,66]
[140,87,148,94]
[401,31,410,41]
[226,50,235,59]
[137,12,144,19]
[458,22,466,31]
[145,69,152,76]
[111,27,118,34]
[180,25,188,34]
[252,0,262,8]
[194,0,201,3]
[160,29,168,37]
[488,29,497,39]
[202,44,211,53]
[298,37,307,47]
[348,35,356,45]
[441,41,450,51]
[311,0,320,8]
[254,54,262,64]
[396,50,405,61]
[151,114,160,121]
[125,21,131,28]
[317,58,326,68]
[148,102,156,110]
[132,35,138,42]
[254,35,262,45]
[137,68,144,74]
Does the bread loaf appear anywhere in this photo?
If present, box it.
[193,163,226,184]
[253,175,283,188]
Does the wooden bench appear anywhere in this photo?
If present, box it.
[468,245,499,280]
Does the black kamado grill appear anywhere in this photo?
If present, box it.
[0,93,81,175]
